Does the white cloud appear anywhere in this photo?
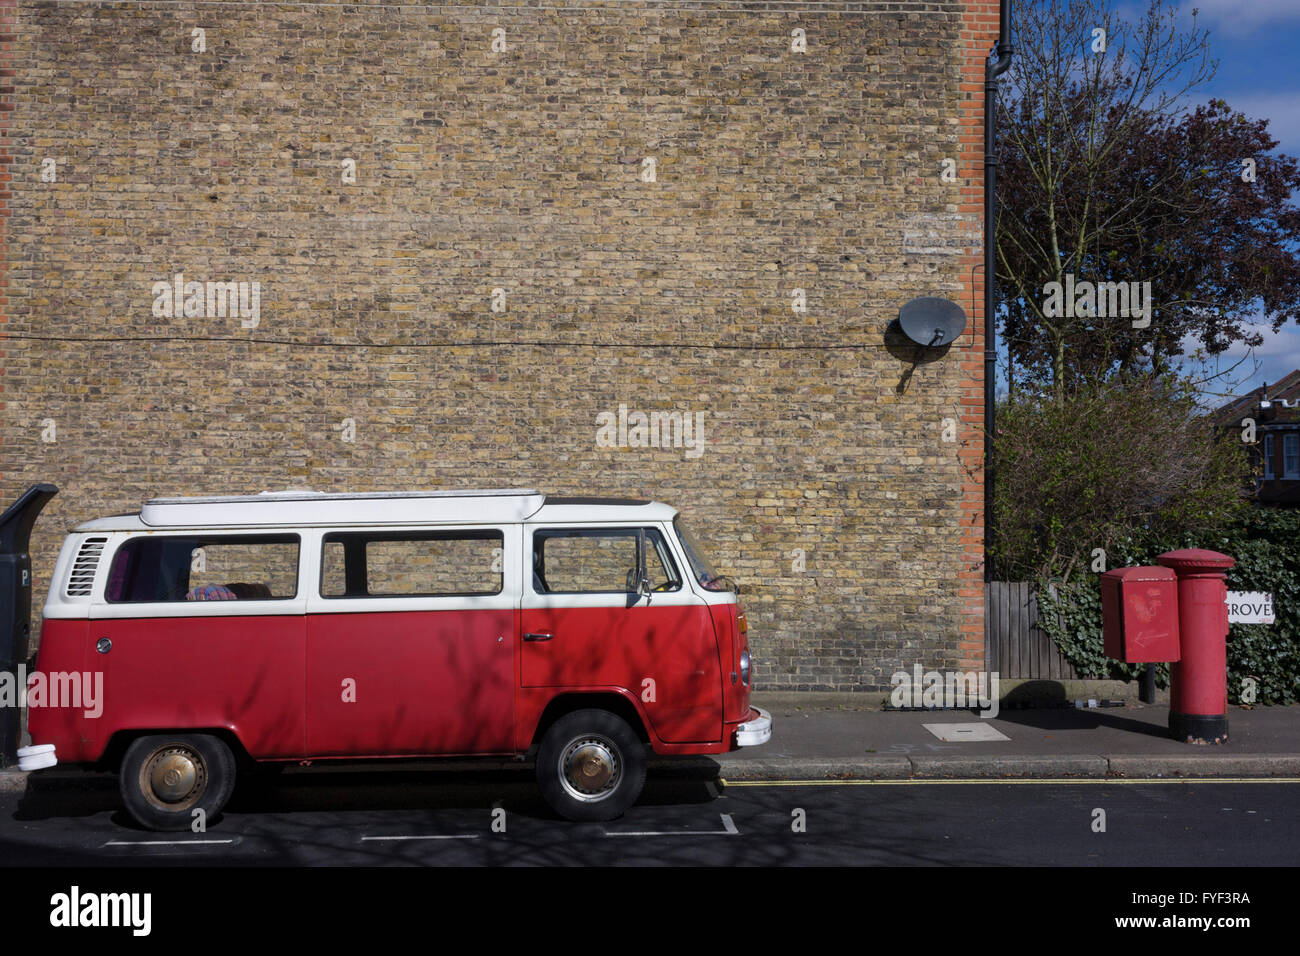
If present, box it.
[1213,92,1300,152]
[1179,0,1300,33]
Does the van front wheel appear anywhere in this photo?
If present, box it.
[119,734,236,832]
[537,709,646,822]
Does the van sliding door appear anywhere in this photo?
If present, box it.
[305,527,516,757]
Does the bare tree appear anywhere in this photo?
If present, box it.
[992,376,1250,582]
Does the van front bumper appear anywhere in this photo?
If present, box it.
[734,707,772,747]
[16,744,57,771]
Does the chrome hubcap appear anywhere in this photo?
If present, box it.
[142,746,206,811]
[558,735,620,803]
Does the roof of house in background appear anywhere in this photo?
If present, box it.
[1213,369,1300,427]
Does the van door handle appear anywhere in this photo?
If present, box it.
[523,632,554,642]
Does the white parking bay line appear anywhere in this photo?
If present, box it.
[103,839,235,847]
[360,834,480,842]
[605,813,738,837]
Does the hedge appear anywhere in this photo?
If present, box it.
[1035,509,1300,705]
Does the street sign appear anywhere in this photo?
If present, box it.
[1226,591,1274,625]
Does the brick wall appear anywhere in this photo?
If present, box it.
[3,0,996,690]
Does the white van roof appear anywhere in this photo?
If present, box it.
[137,489,546,528]
[71,490,677,531]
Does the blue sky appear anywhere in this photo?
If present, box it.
[998,1,1300,408]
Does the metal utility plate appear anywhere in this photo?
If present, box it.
[922,722,1010,742]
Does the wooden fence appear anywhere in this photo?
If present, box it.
[985,581,1079,680]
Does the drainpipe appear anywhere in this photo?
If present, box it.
[984,0,1014,583]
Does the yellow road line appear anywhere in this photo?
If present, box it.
[720,777,1300,787]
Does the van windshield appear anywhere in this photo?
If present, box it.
[674,516,736,592]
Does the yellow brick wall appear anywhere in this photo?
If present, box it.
[2,1,993,689]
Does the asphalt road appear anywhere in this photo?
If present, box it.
[1,769,1296,867]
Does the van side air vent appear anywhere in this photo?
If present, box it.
[66,537,108,596]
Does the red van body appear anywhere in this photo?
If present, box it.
[22,489,771,828]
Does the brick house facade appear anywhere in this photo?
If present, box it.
[1216,370,1300,507]
[1,1,1000,690]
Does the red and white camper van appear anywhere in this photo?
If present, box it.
[20,489,771,829]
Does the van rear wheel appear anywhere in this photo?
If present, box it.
[119,734,236,832]
[537,709,646,822]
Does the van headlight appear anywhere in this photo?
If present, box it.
[740,649,751,686]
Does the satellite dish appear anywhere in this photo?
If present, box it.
[898,297,967,347]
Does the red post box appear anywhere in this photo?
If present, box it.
[1100,566,1180,662]
[1157,549,1234,745]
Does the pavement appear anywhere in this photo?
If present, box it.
[2,689,1299,794]
[710,691,1300,780]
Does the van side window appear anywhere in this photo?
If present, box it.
[104,535,300,603]
[321,529,503,598]
[533,528,680,594]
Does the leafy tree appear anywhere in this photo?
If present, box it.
[996,0,1300,398]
